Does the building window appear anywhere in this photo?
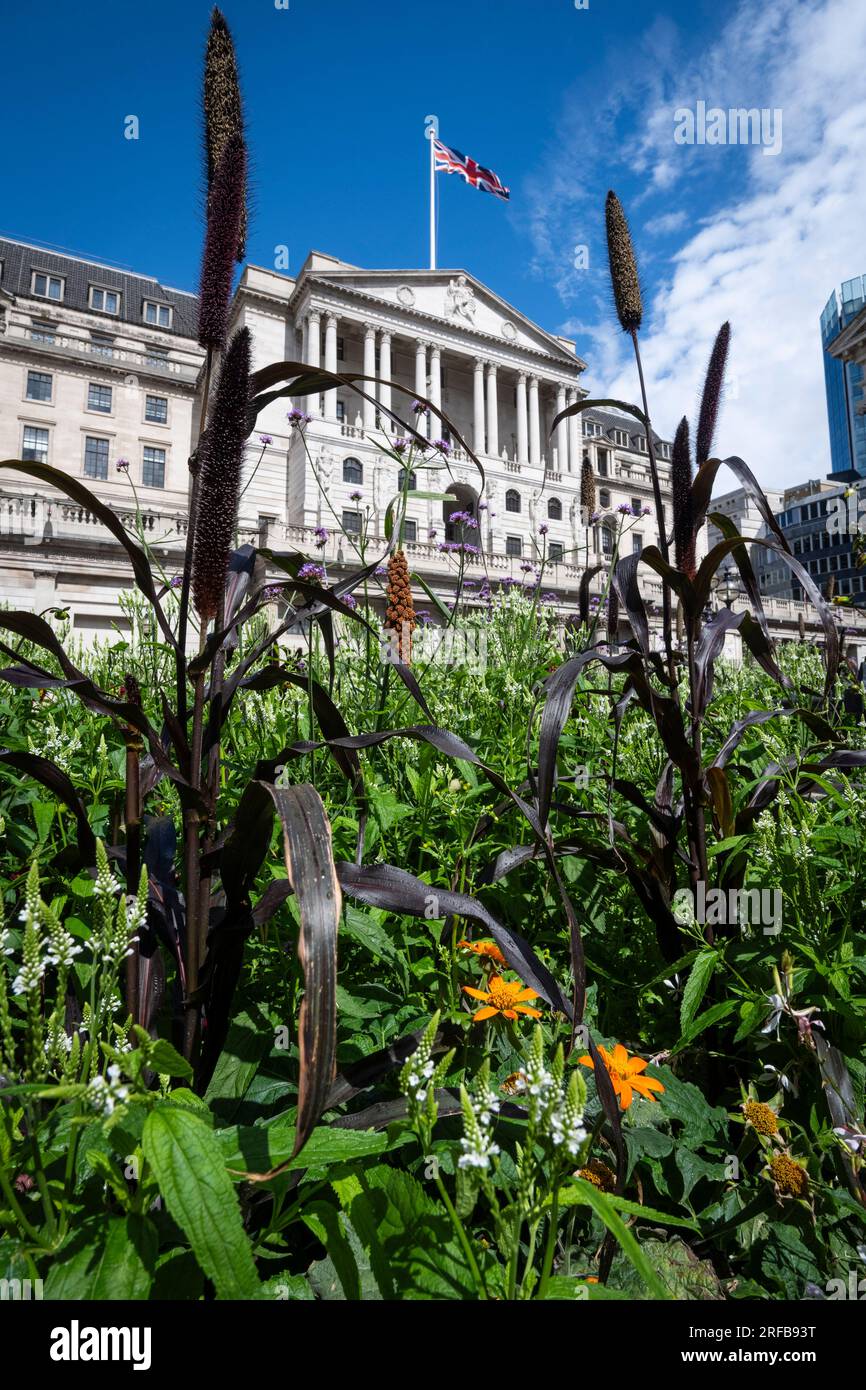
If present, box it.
[582,419,601,437]
[596,450,608,477]
[403,519,417,542]
[336,400,346,423]
[31,320,56,343]
[337,335,345,360]
[599,488,611,509]
[400,469,417,490]
[505,488,521,513]
[145,394,168,424]
[506,535,522,557]
[612,428,630,447]
[142,446,166,488]
[143,300,172,329]
[343,457,363,485]
[26,370,52,402]
[632,534,643,555]
[31,271,64,301]
[547,497,562,520]
[631,497,641,515]
[549,541,564,562]
[87,383,112,413]
[91,333,115,359]
[89,285,121,315]
[22,425,49,463]
[84,436,109,480]
[636,435,648,453]
[342,510,361,534]
[145,346,168,368]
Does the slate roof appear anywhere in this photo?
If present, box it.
[581,405,671,453]
[0,238,198,339]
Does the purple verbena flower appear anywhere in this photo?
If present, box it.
[259,434,273,446]
[539,523,549,535]
[433,438,451,454]
[298,562,326,583]
[349,490,363,501]
[116,458,130,472]
[287,409,312,427]
[314,525,329,548]
[411,400,430,416]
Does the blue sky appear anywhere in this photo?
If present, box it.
[2,0,863,484]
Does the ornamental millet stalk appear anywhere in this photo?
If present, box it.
[204,7,247,261]
[384,549,416,663]
[192,326,252,620]
[580,452,595,525]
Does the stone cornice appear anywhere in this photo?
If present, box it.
[285,275,587,381]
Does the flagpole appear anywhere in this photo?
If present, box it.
[425,114,438,270]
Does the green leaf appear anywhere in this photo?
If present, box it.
[670,998,739,1055]
[142,1105,259,1299]
[43,1216,156,1300]
[680,950,718,1033]
[146,1038,193,1080]
[555,1183,699,1231]
[564,1179,670,1298]
[341,904,397,960]
[217,1121,391,1175]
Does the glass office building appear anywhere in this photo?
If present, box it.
[821,276,866,478]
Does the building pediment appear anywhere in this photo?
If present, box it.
[294,262,585,371]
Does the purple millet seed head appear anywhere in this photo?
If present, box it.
[197,133,247,351]
[192,326,252,620]
[203,7,247,261]
[605,191,643,333]
[696,321,731,466]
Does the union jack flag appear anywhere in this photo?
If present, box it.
[433,139,510,202]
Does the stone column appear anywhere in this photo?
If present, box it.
[363,324,376,431]
[379,331,392,424]
[306,310,321,417]
[556,384,568,473]
[324,312,338,421]
[516,372,528,465]
[429,345,442,436]
[529,375,541,465]
[415,339,428,438]
[473,358,486,455]
[567,387,579,473]
[486,363,499,460]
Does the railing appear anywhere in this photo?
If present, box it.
[3,488,865,631]
[4,327,201,382]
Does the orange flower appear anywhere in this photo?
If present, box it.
[578,1043,665,1110]
[463,975,542,1022]
[457,939,506,964]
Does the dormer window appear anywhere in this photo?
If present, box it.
[612,428,630,448]
[89,285,121,315]
[31,271,64,301]
[143,300,172,329]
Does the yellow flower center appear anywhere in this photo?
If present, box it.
[744,1100,779,1136]
[488,980,520,1011]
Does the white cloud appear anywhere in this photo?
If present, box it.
[527,0,866,491]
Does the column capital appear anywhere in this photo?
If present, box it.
[474,356,487,370]
[429,342,441,359]
[415,336,430,350]
[529,373,539,387]
[380,329,392,344]
[363,321,377,337]
[325,310,339,327]
[517,370,527,385]
[307,308,321,325]
[486,360,497,376]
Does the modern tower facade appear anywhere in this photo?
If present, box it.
[820,275,866,479]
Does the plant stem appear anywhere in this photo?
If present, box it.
[434,1172,488,1300]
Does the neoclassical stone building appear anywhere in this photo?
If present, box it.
[6,235,852,659]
